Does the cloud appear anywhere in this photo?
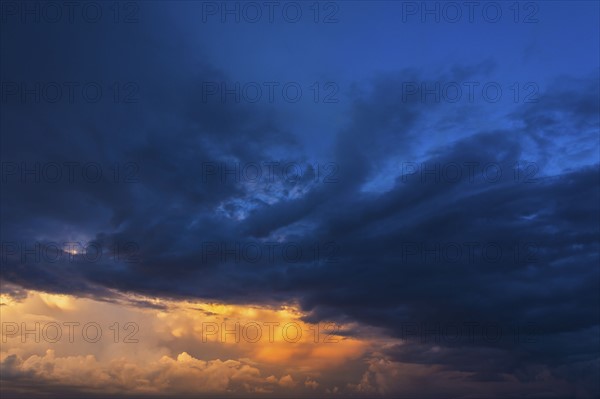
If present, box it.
[278,374,296,388]
[1,10,598,395]
[304,378,319,389]
[0,290,374,397]
[1,349,271,395]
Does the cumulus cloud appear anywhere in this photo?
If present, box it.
[1,349,271,395]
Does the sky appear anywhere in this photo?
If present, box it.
[0,1,599,398]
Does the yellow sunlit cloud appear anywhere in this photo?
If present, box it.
[0,288,385,396]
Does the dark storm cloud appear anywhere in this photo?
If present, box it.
[0,6,300,272]
[1,6,598,397]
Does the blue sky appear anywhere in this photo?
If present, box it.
[184,1,600,162]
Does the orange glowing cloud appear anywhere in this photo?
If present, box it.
[0,288,378,396]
